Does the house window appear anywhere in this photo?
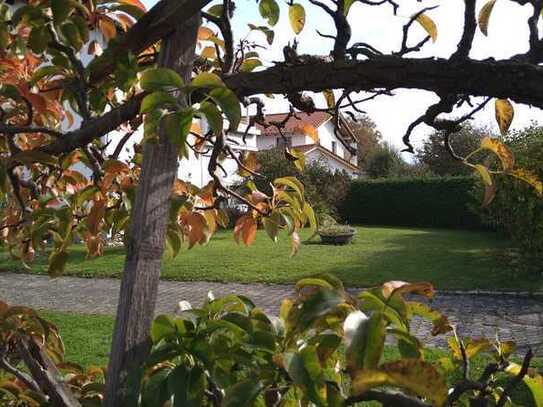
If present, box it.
[331,141,337,154]
[276,136,292,148]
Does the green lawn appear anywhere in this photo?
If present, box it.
[2,226,540,291]
[42,310,541,406]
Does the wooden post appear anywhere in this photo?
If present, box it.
[103,15,200,407]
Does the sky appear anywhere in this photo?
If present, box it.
[142,0,542,155]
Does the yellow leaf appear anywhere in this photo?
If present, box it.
[415,13,438,43]
[200,46,216,59]
[474,164,493,186]
[478,0,497,36]
[323,90,335,109]
[480,136,515,171]
[382,281,435,300]
[352,360,448,407]
[289,3,306,35]
[510,168,543,196]
[302,123,319,142]
[290,230,301,257]
[505,363,543,407]
[495,98,514,135]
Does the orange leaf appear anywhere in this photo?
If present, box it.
[382,281,435,299]
[118,0,146,11]
[234,214,257,246]
[98,17,117,41]
[198,26,214,41]
[186,212,208,248]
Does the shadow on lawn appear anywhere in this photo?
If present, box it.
[306,228,541,291]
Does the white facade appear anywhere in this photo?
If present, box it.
[180,114,360,187]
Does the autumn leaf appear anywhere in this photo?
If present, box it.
[510,168,543,196]
[474,164,493,186]
[352,360,448,407]
[478,0,497,36]
[198,26,214,41]
[415,13,438,43]
[289,3,306,34]
[495,98,514,135]
[480,136,515,171]
[234,215,257,246]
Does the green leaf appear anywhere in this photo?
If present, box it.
[344,0,357,15]
[223,379,263,407]
[60,22,83,50]
[289,3,306,34]
[142,367,171,407]
[0,24,9,50]
[206,4,224,17]
[31,65,64,86]
[151,314,176,343]
[346,312,385,373]
[274,176,304,203]
[29,26,51,54]
[259,0,280,26]
[286,346,326,406]
[191,72,224,88]
[240,58,262,72]
[198,101,223,135]
[162,109,194,149]
[303,202,317,237]
[51,0,73,25]
[140,68,184,91]
[48,249,68,277]
[140,91,177,114]
[209,87,241,130]
[168,365,206,407]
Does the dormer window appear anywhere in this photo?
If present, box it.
[331,141,337,154]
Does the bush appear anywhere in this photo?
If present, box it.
[3,277,541,407]
[475,126,543,267]
[341,176,482,228]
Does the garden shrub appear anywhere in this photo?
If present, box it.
[474,126,543,268]
[341,176,483,229]
[2,277,541,406]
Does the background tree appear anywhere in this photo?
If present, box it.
[417,124,489,176]
[346,114,382,169]
[365,142,405,178]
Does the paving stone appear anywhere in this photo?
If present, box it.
[1,272,541,355]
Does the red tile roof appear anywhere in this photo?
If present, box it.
[253,111,332,136]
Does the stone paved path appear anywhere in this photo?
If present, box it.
[1,272,542,354]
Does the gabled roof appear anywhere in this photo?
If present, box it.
[296,144,359,171]
[253,111,332,136]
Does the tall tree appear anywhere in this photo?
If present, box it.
[417,124,489,176]
[346,114,382,168]
[1,0,542,403]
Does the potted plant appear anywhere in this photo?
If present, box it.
[318,215,356,245]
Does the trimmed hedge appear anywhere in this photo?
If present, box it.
[340,176,483,229]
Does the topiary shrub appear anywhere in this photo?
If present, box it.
[341,176,483,229]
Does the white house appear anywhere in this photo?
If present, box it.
[178,111,360,187]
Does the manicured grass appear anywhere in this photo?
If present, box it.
[2,226,540,291]
[40,310,114,367]
[41,310,541,406]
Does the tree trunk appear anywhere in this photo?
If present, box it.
[103,15,199,407]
